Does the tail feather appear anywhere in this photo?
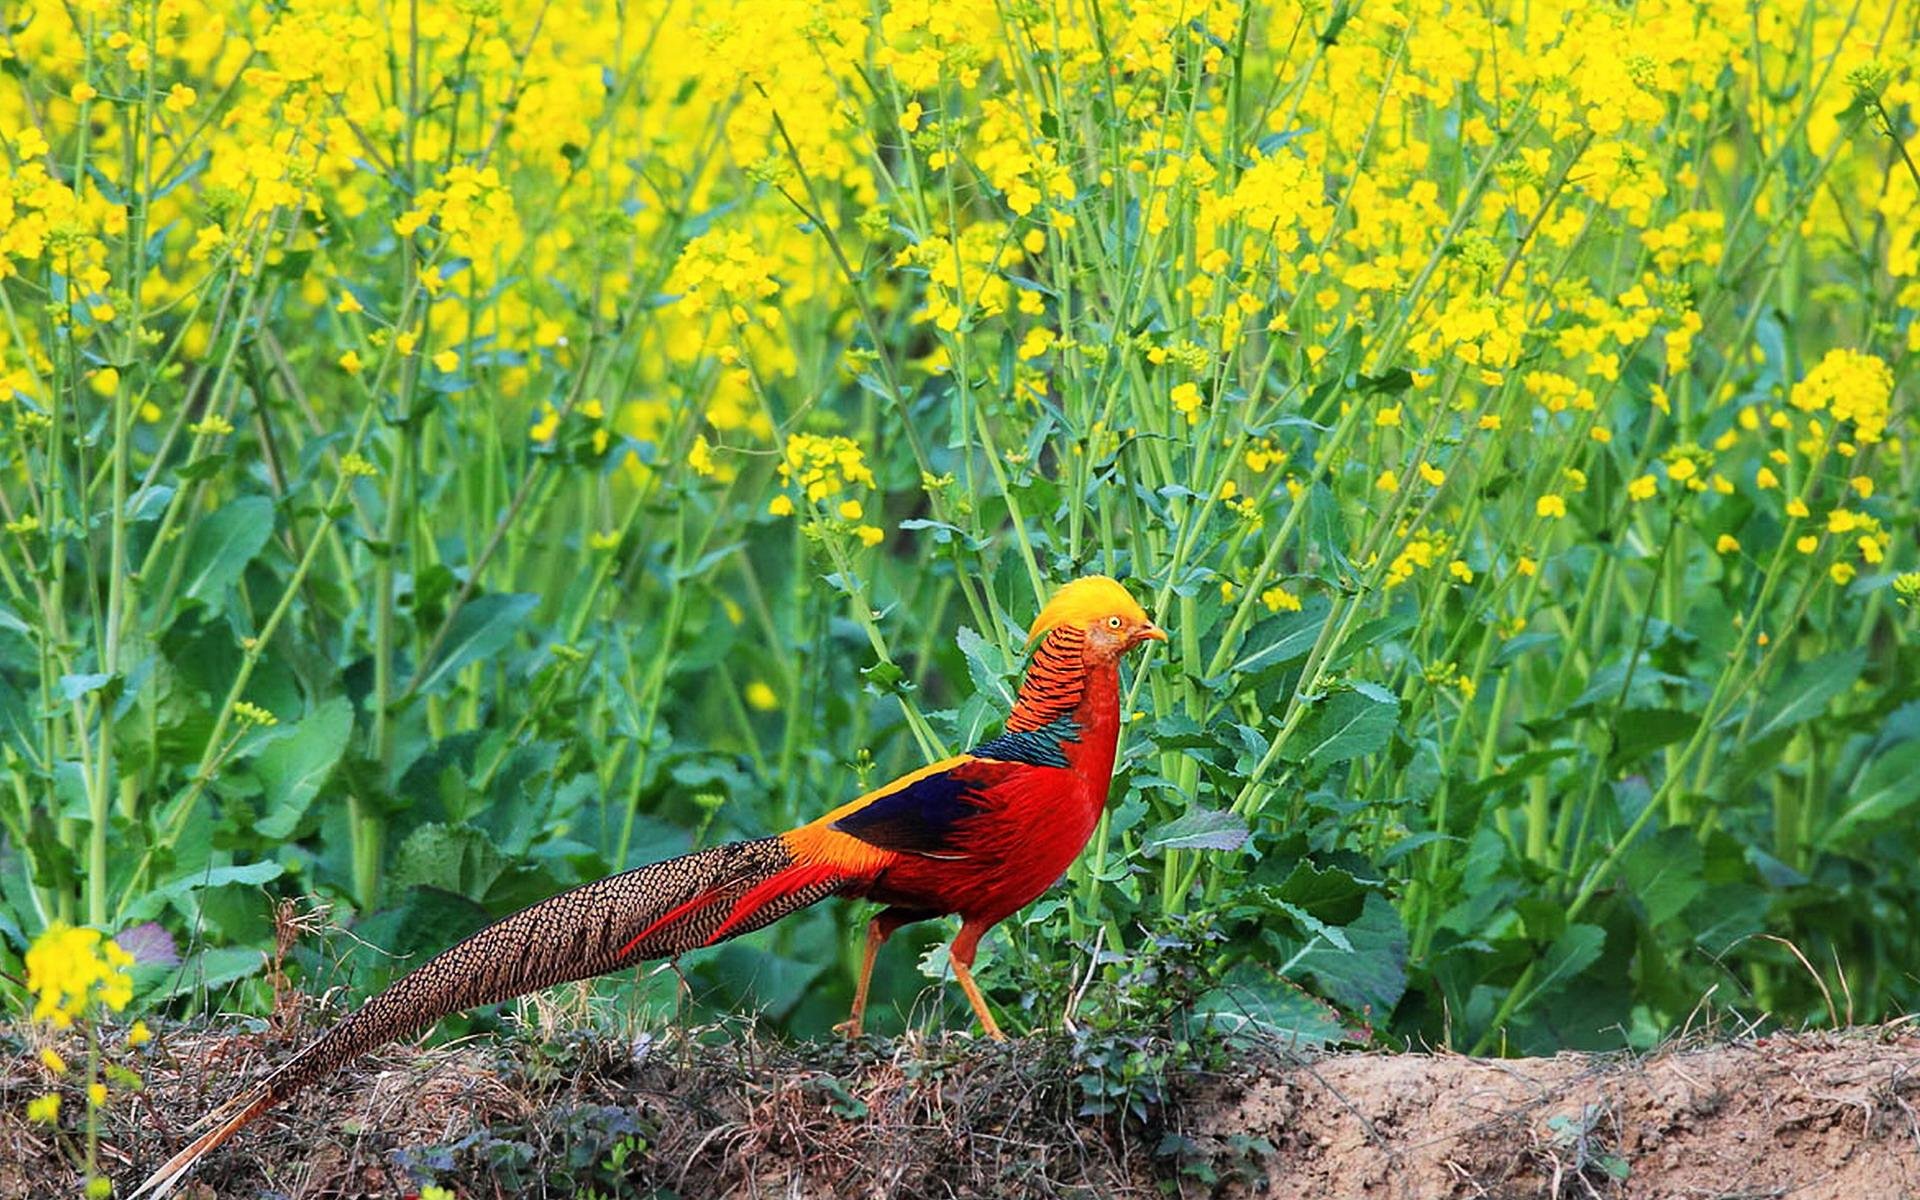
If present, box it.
[131,836,853,1197]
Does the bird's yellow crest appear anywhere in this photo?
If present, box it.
[1026,575,1151,642]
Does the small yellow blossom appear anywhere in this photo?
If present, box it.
[1830,562,1856,585]
[1796,535,1818,554]
[1785,498,1809,519]
[1627,475,1657,502]
[768,494,795,517]
[432,350,460,373]
[856,524,885,548]
[1171,381,1204,424]
[1755,467,1779,490]
[688,435,717,477]
[40,1047,68,1074]
[338,350,365,375]
[837,499,864,520]
[744,681,779,711]
[1536,494,1567,519]
[164,84,197,113]
[1418,461,1446,487]
[1449,560,1474,583]
[27,1094,60,1124]
[1715,534,1740,554]
[1261,585,1302,613]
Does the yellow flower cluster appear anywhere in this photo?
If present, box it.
[770,435,884,547]
[26,924,134,1028]
[1788,349,1894,446]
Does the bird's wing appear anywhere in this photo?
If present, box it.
[811,754,1019,859]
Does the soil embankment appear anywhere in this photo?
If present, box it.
[4,1018,1915,1197]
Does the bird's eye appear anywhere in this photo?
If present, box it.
[1107,615,1123,628]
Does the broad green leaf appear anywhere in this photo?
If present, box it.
[1291,682,1399,774]
[121,860,286,924]
[133,946,267,1002]
[181,495,276,606]
[413,593,537,695]
[1230,594,1329,676]
[254,697,354,838]
[1143,806,1249,854]
[955,625,1014,708]
[1621,827,1704,926]
[1823,738,1920,846]
[1274,860,1369,924]
[1294,893,1408,1016]
[388,822,507,900]
[1608,707,1699,767]
[1749,649,1864,741]
[0,603,30,638]
[1191,965,1347,1047]
[1518,923,1606,1010]
[59,672,114,702]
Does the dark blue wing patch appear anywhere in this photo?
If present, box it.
[831,767,987,855]
[972,715,1081,768]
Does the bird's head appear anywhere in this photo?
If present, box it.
[1028,575,1168,662]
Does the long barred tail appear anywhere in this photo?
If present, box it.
[131,836,847,1198]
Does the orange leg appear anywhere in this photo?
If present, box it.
[948,921,1006,1041]
[836,908,928,1038]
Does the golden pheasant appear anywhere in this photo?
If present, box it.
[132,574,1164,1196]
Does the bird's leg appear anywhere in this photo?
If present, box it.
[948,922,1006,1042]
[835,917,892,1038]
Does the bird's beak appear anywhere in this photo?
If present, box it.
[1140,623,1169,643]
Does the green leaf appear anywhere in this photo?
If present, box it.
[1143,806,1249,854]
[1823,738,1920,846]
[1293,892,1407,1016]
[1274,860,1369,924]
[955,625,1014,709]
[181,495,276,607]
[388,822,507,900]
[0,603,30,638]
[254,697,353,838]
[1191,965,1347,1047]
[414,593,538,695]
[1608,707,1699,767]
[133,946,267,1002]
[1518,923,1606,1010]
[1621,827,1704,926]
[1229,594,1330,677]
[121,860,287,924]
[1291,682,1399,774]
[58,672,114,702]
[1749,649,1864,741]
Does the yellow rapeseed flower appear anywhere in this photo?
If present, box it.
[744,681,779,711]
[25,924,135,1027]
[1261,585,1302,613]
[1536,494,1566,519]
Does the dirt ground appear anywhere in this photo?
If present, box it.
[3,1014,1916,1198]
